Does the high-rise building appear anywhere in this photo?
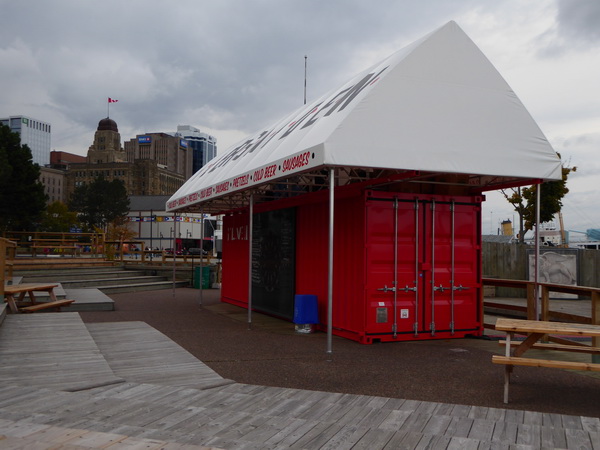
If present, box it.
[175,125,216,173]
[124,131,192,178]
[64,118,193,200]
[0,115,51,166]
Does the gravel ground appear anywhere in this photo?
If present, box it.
[79,287,600,418]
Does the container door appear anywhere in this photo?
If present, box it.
[366,198,420,337]
[366,196,480,340]
[423,200,480,335]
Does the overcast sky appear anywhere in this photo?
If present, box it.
[1,0,599,237]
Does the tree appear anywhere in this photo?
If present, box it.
[39,201,80,232]
[0,124,47,231]
[103,221,138,260]
[501,154,576,243]
[69,176,130,231]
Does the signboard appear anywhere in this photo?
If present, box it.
[527,249,579,299]
[138,136,152,144]
[251,208,296,319]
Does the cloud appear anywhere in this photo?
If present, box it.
[556,0,600,42]
[536,0,600,57]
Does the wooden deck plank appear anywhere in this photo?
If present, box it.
[351,428,395,449]
[0,314,123,391]
[2,314,600,449]
[86,322,233,389]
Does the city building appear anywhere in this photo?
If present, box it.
[124,132,192,177]
[36,152,87,205]
[0,115,51,166]
[39,167,66,204]
[49,151,86,169]
[64,118,193,200]
[175,125,216,173]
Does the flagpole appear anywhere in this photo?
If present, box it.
[107,99,109,118]
[304,55,307,105]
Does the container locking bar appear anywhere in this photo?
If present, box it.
[378,285,396,293]
[433,284,451,293]
[452,284,470,291]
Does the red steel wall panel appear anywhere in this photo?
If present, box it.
[295,194,366,338]
[221,211,250,307]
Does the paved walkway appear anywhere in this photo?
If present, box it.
[1,307,599,448]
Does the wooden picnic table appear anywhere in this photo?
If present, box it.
[3,283,73,313]
[492,317,600,403]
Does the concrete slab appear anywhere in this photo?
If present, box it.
[65,288,115,312]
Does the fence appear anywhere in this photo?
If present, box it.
[2,231,105,258]
[483,242,600,297]
[1,237,17,301]
[483,278,600,350]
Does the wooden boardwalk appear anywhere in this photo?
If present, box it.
[87,321,233,390]
[1,313,599,449]
[0,313,123,391]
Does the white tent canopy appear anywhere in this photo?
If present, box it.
[167,21,562,214]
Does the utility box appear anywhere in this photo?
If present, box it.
[194,266,211,289]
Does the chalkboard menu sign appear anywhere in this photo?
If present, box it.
[251,207,296,319]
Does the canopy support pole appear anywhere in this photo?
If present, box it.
[327,169,335,358]
[248,194,254,330]
[172,213,178,299]
[199,212,204,305]
[535,183,541,320]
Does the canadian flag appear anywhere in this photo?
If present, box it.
[108,98,118,103]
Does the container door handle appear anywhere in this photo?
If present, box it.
[452,284,470,291]
[433,284,451,293]
[377,285,396,293]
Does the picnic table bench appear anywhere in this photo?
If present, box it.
[3,283,74,314]
[492,318,600,403]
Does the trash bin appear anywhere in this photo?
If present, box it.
[194,266,211,289]
[293,294,318,333]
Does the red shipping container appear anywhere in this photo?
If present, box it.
[222,188,483,344]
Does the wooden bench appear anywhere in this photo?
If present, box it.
[492,318,600,403]
[20,299,74,313]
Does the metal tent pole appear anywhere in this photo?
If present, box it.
[248,194,254,330]
[450,201,455,334]
[172,213,177,299]
[414,199,420,336]
[392,197,398,339]
[535,183,541,320]
[199,212,204,305]
[430,200,436,336]
[327,169,335,357]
